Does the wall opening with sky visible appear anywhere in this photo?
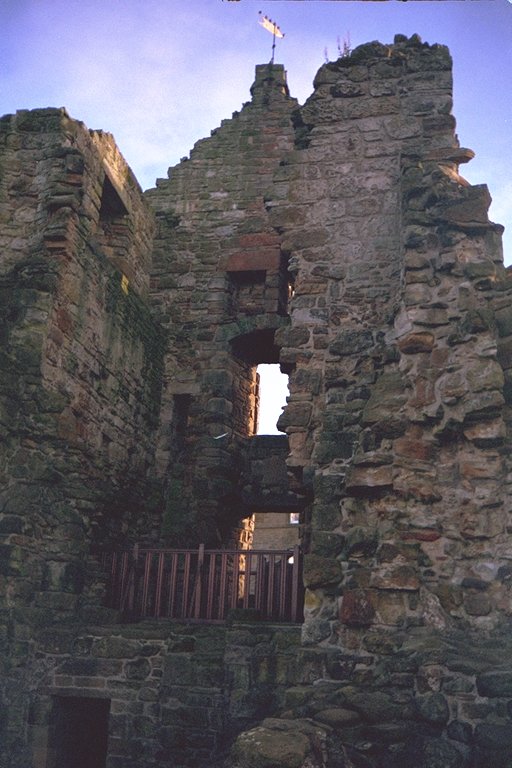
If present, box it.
[256,364,289,435]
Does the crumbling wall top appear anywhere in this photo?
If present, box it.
[250,63,290,101]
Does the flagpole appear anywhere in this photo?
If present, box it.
[258,12,284,65]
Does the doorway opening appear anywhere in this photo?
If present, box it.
[230,328,287,438]
[46,696,110,768]
[256,363,289,435]
[251,509,301,550]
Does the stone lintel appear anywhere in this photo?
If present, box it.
[226,250,281,274]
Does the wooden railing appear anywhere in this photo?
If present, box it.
[104,545,304,624]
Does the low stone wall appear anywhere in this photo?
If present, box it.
[27,621,301,768]
[21,617,512,768]
[226,625,512,768]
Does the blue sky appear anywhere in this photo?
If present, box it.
[1,0,510,265]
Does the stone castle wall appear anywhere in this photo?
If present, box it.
[246,35,512,767]
[146,64,301,546]
[0,108,164,763]
[269,35,512,636]
[0,34,511,768]
[27,621,301,768]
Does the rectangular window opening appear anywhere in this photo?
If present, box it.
[256,364,289,435]
[100,175,128,221]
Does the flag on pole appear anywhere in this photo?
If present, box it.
[258,12,284,39]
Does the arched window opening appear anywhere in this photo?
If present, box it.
[256,363,289,435]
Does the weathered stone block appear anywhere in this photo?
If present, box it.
[228,719,321,768]
[92,636,141,659]
[393,735,465,768]
[415,692,449,725]
[463,591,492,616]
[461,389,504,422]
[371,566,420,592]
[311,502,341,531]
[340,687,403,724]
[303,555,341,589]
[315,707,360,727]
[345,464,393,490]
[476,671,512,698]
[344,527,378,558]
[398,331,435,353]
[446,720,473,744]
[310,532,344,558]
[474,722,512,750]
[123,657,150,680]
[339,590,375,627]
[329,329,374,357]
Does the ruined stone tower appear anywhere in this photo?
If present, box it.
[1,34,511,768]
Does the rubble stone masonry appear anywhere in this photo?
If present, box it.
[1,34,511,768]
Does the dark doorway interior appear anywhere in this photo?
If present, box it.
[47,696,110,768]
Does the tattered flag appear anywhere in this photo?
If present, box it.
[258,11,284,39]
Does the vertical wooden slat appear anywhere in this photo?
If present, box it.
[278,552,288,621]
[291,545,300,623]
[141,551,153,617]
[231,553,240,609]
[242,551,251,609]
[275,553,282,620]
[122,547,132,611]
[167,552,179,618]
[154,552,165,618]
[193,544,205,619]
[182,552,191,618]
[106,546,304,624]
[267,553,276,618]
[108,552,117,608]
[121,550,130,597]
[254,552,265,613]
[123,546,138,615]
[206,552,217,620]
[218,552,229,620]
[119,551,129,612]
[116,552,124,609]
